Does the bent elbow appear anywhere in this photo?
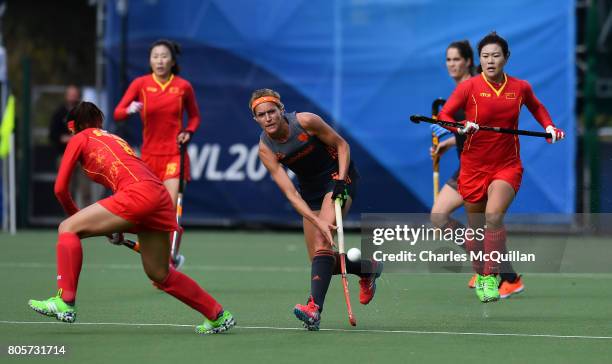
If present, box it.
[113,109,126,121]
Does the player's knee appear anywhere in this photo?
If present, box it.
[58,219,77,235]
[430,212,449,228]
[144,266,169,284]
[485,212,504,228]
[145,271,168,284]
[431,201,446,215]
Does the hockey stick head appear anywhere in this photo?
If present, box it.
[431,98,446,116]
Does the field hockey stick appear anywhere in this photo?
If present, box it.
[334,198,357,327]
[410,115,552,138]
[170,143,186,263]
[122,239,140,253]
[431,98,446,201]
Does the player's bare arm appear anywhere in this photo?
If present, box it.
[297,112,350,180]
[258,140,335,245]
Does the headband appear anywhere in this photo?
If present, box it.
[67,120,76,134]
[251,96,281,112]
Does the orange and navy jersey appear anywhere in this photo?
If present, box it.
[54,128,159,216]
[113,74,200,156]
[260,112,356,189]
[438,73,554,167]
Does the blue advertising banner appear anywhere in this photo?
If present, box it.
[104,0,575,225]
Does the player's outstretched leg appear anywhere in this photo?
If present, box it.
[28,231,84,323]
[294,249,334,331]
[139,231,235,334]
[28,289,77,323]
[154,267,236,335]
[480,180,515,303]
[294,251,334,331]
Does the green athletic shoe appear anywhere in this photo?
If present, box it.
[474,274,485,302]
[195,310,236,335]
[28,289,76,323]
[481,274,500,303]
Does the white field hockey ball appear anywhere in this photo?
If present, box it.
[347,248,361,262]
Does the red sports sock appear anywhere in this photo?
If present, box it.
[465,237,484,275]
[56,232,83,303]
[483,227,507,275]
[157,268,223,320]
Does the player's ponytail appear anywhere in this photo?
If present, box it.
[149,39,181,74]
[66,101,104,133]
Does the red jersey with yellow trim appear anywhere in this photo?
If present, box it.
[113,74,200,155]
[54,128,159,216]
[438,73,554,167]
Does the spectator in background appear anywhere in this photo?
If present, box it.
[49,85,81,155]
[49,85,90,206]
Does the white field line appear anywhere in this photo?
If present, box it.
[0,320,611,340]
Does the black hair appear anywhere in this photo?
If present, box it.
[476,32,510,73]
[447,40,476,76]
[148,39,181,75]
[66,101,104,132]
